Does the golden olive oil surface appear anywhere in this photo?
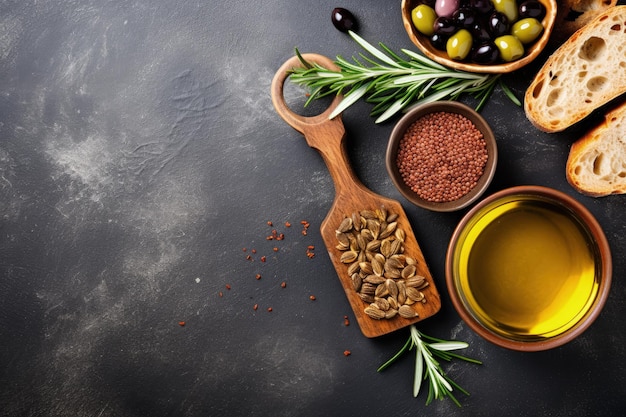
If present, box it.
[457,198,599,340]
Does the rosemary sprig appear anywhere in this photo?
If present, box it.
[289,31,520,123]
[377,325,482,407]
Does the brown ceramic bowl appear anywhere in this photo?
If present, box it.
[385,101,497,212]
[446,186,612,351]
[401,0,557,74]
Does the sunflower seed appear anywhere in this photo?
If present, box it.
[340,250,358,264]
[386,279,399,299]
[406,287,425,302]
[360,210,377,220]
[401,264,417,279]
[364,274,385,285]
[375,298,390,311]
[359,293,375,304]
[364,305,386,320]
[405,275,426,288]
[379,221,397,239]
[351,274,362,292]
[337,217,353,233]
[398,305,418,319]
[385,308,398,319]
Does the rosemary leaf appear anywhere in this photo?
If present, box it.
[329,83,369,119]
[288,31,520,122]
[378,325,481,406]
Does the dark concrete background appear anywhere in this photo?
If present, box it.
[1,1,625,416]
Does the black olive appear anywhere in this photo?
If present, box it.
[429,33,448,51]
[470,22,491,44]
[433,17,458,37]
[453,7,479,30]
[331,8,358,33]
[488,11,509,38]
[471,42,500,64]
[518,0,546,20]
[470,0,494,14]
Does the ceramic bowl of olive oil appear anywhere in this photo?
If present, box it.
[446,186,612,351]
[401,0,557,74]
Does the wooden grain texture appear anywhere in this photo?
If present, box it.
[271,54,441,338]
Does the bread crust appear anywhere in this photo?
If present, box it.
[553,0,618,43]
[524,5,626,133]
[566,100,626,196]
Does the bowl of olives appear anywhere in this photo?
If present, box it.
[401,0,557,73]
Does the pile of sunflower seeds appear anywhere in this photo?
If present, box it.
[336,207,429,320]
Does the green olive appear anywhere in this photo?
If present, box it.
[512,18,543,44]
[495,35,525,62]
[446,29,473,60]
[411,5,437,36]
[492,0,518,22]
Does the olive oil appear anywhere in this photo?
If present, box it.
[455,197,600,340]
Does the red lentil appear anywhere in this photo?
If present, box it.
[253,304,258,311]
[178,321,186,327]
[396,111,488,203]
[281,281,287,288]
[309,295,316,301]
[343,315,350,326]
[255,273,262,280]
[260,256,266,262]
[225,284,231,290]
[267,307,273,312]
[343,350,351,356]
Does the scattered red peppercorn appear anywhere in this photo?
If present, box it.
[225,284,231,290]
[281,281,287,288]
[285,221,291,227]
[343,350,351,356]
[253,304,258,311]
[178,321,186,327]
[267,307,273,312]
[260,256,266,262]
[267,221,273,226]
[309,295,316,301]
[255,274,262,280]
[343,315,350,326]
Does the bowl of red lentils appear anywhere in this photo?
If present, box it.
[385,101,497,212]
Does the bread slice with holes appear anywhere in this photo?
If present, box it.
[524,6,626,133]
[566,101,626,196]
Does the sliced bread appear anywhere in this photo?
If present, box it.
[552,0,619,43]
[566,100,626,196]
[524,6,626,133]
